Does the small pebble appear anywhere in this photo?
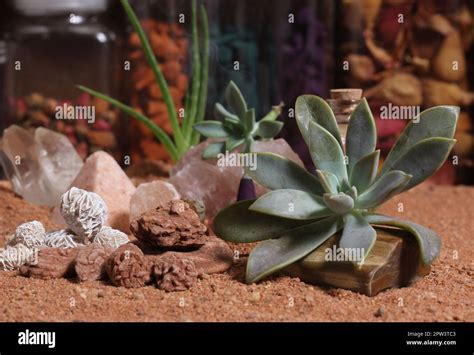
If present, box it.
[249,291,261,302]
[374,307,384,317]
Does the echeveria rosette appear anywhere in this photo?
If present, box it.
[193,81,284,157]
[214,94,459,283]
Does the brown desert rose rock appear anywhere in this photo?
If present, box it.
[75,244,113,282]
[153,254,198,292]
[129,180,180,221]
[106,243,151,288]
[20,247,80,279]
[130,200,208,250]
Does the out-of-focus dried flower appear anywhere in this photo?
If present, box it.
[93,226,129,250]
[106,244,151,288]
[60,187,108,240]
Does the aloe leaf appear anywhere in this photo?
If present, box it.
[346,98,377,174]
[388,137,456,190]
[191,4,210,145]
[244,109,256,134]
[202,142,225,159]
[215,103,240,123]
[340,212,376,266]
[249,189,332,220]
[213,200,312,243]
[225,81,247,117]
[356,170,411,209]
[316,170,339,194]
[381,106,459,175]
[295,95,342,147]
[246,216,341,283]
[245,153,324,195]
[77,85,179,161]
[323,192,354,214]
[308,121,348,183]
[120,0,185,149]
[350,150,380,193]
[193,121,229,138]
[256,120,284,139]
[364,213,441,265]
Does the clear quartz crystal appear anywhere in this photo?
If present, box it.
[0,125,83,206]
[326,89,363,147]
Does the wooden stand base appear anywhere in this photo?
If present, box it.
[283,228,430,296]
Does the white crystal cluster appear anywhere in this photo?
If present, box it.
[0,188,129,271]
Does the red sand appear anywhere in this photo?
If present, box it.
[0,181,472,322]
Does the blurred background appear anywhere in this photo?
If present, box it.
[0,0,472,184]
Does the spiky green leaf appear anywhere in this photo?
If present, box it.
[365,213,441,265]
[346,98,377,174]
[249,189,332,220]
[308,121,348,183]
[193,121,229,138]
[350,150,380,193]
[246,217,341,283]
[388,137,456,190]
[340,212,376,266]
[245,153,324,195]
[257,120,284,139]
[295,95,342,147]
[381,106,459,175]
[356,170,411,209]
[213,200,311,243]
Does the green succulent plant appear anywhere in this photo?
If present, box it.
[214,95,459,283]
[193,81,284,158]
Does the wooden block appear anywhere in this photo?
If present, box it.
[283,228,430,296]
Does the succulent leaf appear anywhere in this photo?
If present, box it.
[244,109,256,134]
[226,137,245,152]
[193,121,229,138]
[202,142,225,158]
[346,98,377,174]
[213,200,311,243]
[245,153,324,195]
[381,106,459,175]
[356,170,411,209]
[308,121,348,183]
[295,95,342,147]
[316,170,339,194]
[346,186,358,200]
[249,189,332,220]
[246,216,341,283]
[350,150,380,193]
[225,81,247,117]
[214,103,239,122]
[387,137,456,191]
[323,192,354,214]
[257,120,284,139]
[340,212,376,266]
[364,213,441,265]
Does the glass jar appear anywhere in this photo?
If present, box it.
[0,0,123,160]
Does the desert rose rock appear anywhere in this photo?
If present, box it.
[130,200,208,250]
[129,180,180,221]
[168,139,303,219]
[0,125,83,206]
[153,254,198,292]
[52,151,136,233]
[75,244,114,282]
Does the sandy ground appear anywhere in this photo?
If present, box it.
[0,181,472,322]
